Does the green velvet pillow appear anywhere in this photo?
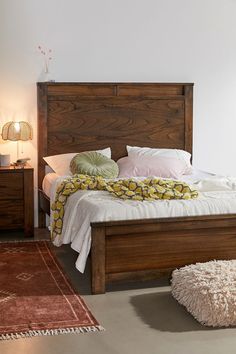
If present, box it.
[70,151,119,178]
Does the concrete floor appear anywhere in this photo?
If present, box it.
[1,230,236,354]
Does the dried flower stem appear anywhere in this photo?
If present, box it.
[38,45,53,73]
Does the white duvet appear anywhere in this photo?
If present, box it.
[49,171,236,273]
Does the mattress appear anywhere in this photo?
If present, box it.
[45,169,236,273]
[42,173,59,198]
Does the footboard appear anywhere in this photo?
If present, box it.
[91,214,236,294]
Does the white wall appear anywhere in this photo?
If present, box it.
[1,0,236,225]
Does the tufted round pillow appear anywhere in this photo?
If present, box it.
[70,151,119,179]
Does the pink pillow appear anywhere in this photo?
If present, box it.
[117,155,187,179]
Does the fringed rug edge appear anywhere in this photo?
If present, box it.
[0,325,105,341]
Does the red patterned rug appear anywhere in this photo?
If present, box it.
[0,241,103,340]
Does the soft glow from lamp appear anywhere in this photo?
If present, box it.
[1,121,33,162]
[2,121,32,141]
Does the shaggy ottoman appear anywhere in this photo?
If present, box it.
[171,260,236,327]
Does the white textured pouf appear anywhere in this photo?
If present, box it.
[171,260,236,327]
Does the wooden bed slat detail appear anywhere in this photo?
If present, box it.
[117,84,184,96]
[106,269,173,283]
[48,84,115,96]
[103,215,236,235]
[46,82,191,97]
[105,227,236,273]
[91,213,236,227]
[47,95,186,101]
[91,227,106,294]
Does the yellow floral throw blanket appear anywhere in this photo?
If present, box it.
[51,174,198,241]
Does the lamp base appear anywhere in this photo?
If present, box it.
[0,154,11,167]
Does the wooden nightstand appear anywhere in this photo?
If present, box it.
[0,164,34,237]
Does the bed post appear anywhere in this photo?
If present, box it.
[184,84,193,155]
[91,225,106,294]
[37,82,48,227]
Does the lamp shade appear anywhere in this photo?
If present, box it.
[2,121,33,141]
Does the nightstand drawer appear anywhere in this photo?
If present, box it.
[0,200,24,229]
[0,173,23,200]
[0,165,34,236]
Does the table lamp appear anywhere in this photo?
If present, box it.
[1,121,33,164]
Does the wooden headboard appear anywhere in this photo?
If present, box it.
[37,82,193,189]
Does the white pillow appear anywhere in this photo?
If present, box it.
[126,145,192,175]
[43,147,111,176]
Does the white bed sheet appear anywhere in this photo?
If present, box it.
[47,169,236,273]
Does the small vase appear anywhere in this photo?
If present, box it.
[44,69,50,82]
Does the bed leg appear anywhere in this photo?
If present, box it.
[91,226,106,294]
[38,209,46,228]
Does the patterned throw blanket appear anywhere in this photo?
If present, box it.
[51,174,198,241]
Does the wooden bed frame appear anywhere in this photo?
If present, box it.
[37,82,236,294]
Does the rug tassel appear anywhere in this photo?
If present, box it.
[0,326,105,341]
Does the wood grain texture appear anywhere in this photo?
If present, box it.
[37,83,236,294]
[37,83,48,227]
[47,97,185,159]
[106,269,173,283]
[37,82,193,191]
[184,85,193,154]
[0,200,24,229]
[0,165,34,235]
[38,190,50,215]
[0,172,23,199]
[91,215,236,293]
[94,214,236,233]
[37,82,193,233]
[91,227,106,294]
[48,83,116,96]
[116,83,184,96]
[106,228,236,273]
[36,82,236,294]
[23,168,34,237]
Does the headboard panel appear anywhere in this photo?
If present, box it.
[37,82,193,188]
